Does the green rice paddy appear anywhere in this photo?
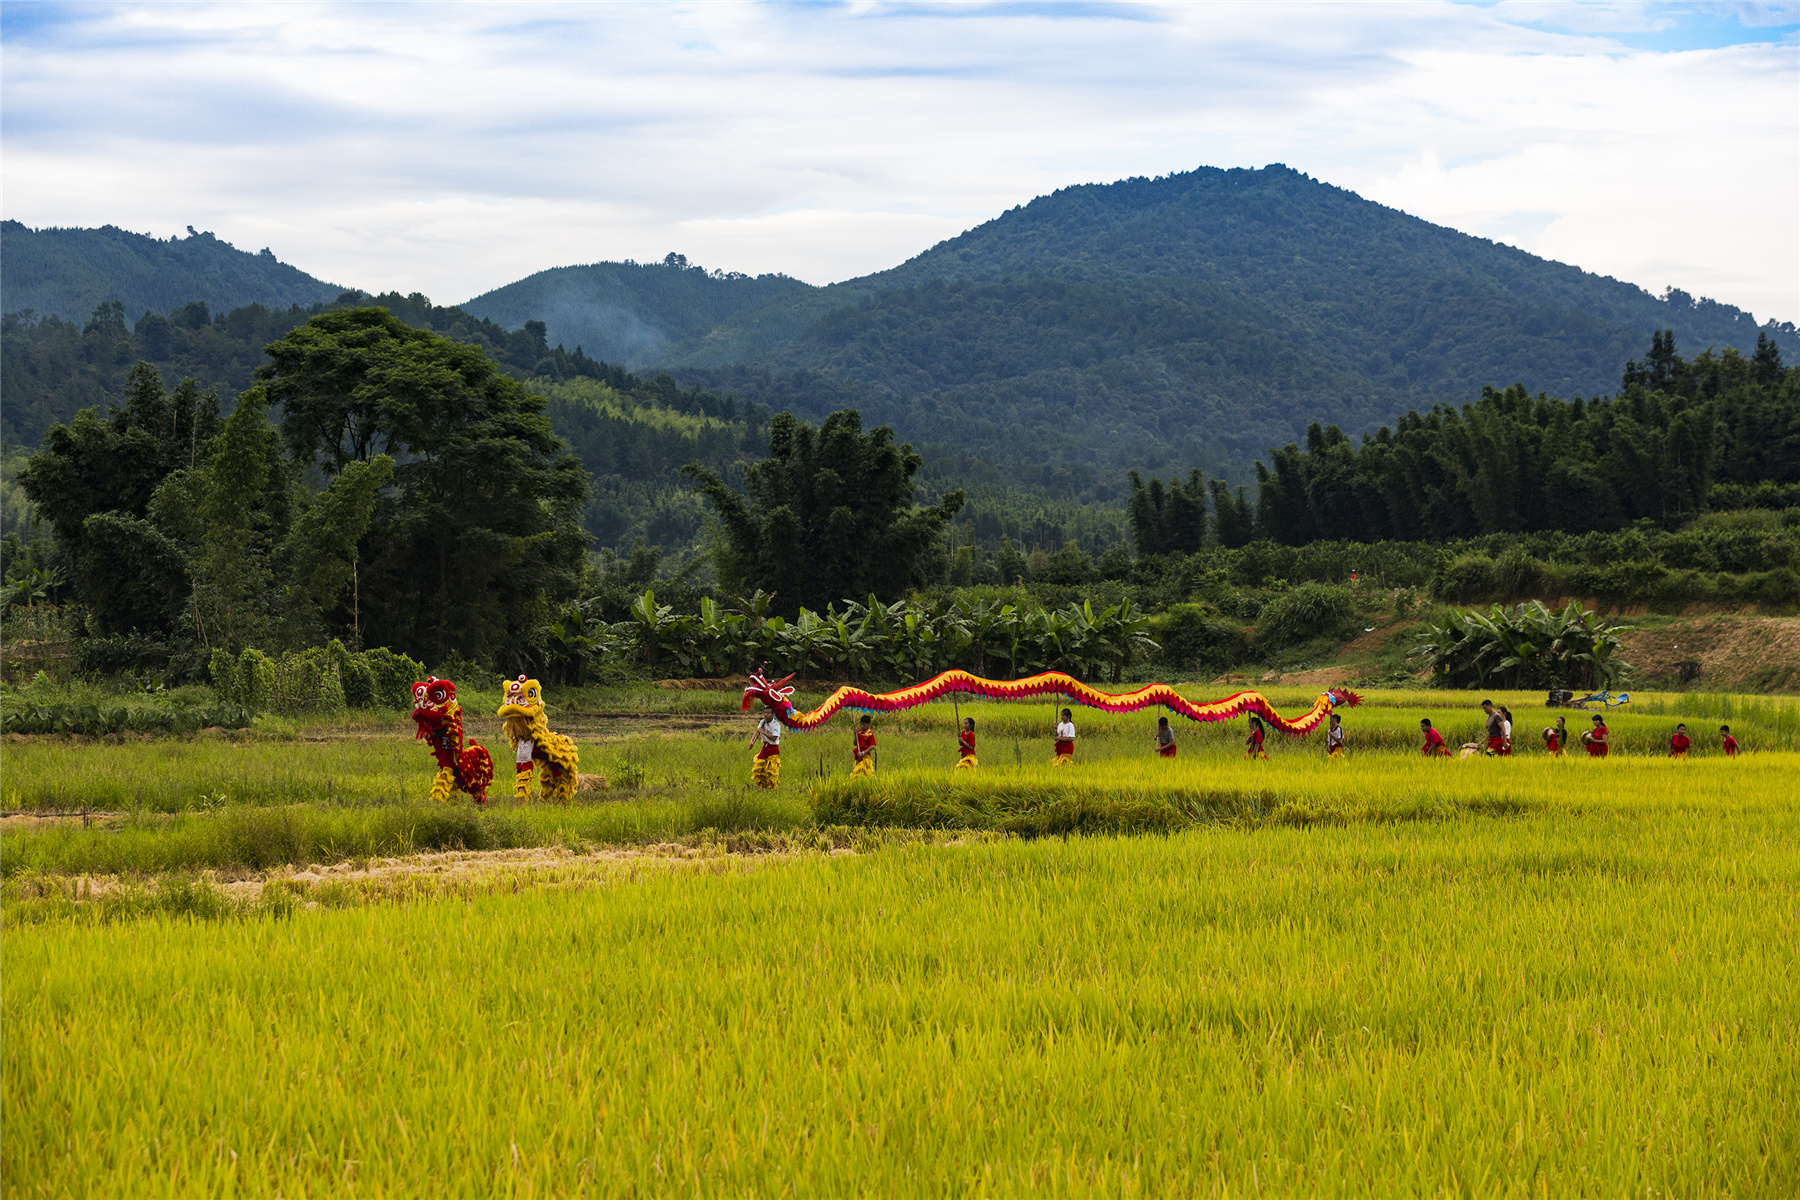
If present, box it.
[4,685,1796,1195]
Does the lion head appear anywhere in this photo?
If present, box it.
[412,676,458,714]
[497,674,551,741]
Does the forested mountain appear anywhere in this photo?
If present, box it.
[11,166,1799,569]
[463,166,1798,476]
[1,222,344,325]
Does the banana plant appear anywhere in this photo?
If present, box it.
[825,609,880,681]
[771,608,832,680]
[4,565,63,611]
[692,597,749,676]
[1412,600,1632,689]
[541,598,615,686]
[630,589,698,674]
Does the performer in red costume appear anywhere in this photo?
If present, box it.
[1420,718,1450,757]
[1325,712,1347,759]
[1245,714,1268,760]
[851,714,878,778]
[1720,725,1738,756]
[1052,709,1076,765]
[956,718,977,769]
[752,710,783,789]
[1669,723,1691,758]
[410,677,494,804]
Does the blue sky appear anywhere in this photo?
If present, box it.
[3,1,1796,322]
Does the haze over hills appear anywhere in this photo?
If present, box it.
[464,255,816,368]
[0,221,345,324]
[461,166,1795,471]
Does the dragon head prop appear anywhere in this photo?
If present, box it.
[1321,688,1362,710]
[741,666,796,720]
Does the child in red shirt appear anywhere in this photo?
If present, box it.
[956,718,977,769]
[1668,723,1690,758]
[1720,725,1738,757]
[1582,715,1609,758]
[852,714,877,777]
[1245,714,1268,760]
[1420,718,1449,757]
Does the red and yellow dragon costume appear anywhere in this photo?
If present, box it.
[740,668,1358,738]
[411,676,495,804]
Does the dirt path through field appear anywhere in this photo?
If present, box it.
[17,841,860,911]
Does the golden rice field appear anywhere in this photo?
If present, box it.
[4,685,1798,1196]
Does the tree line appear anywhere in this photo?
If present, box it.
[1126,333,1795,552]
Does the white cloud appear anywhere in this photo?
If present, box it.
[2,1,1794,322]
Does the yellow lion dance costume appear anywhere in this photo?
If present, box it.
[496,675,580,804]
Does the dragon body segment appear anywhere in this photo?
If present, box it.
[411,677,495,803]
[741,668,1357,735]
[497,676,581,804]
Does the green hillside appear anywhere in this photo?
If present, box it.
[0,222,344,324]
[463,166,1798,473]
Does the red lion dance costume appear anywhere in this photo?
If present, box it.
[411,676,495,804]
[739,668,1359,782]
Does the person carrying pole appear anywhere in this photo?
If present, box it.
[1052,709,1076,765]
[751,709,783,789]
[957,717,978,769]
[851,713,878,778]
[1420,718,1450,758]
[1326,712,1346,759]
[1245,714,1268,760]
[1154,715,1177,758]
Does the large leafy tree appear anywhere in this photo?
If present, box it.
[261,307,589,665]
[684,409,964,615]
[18,363,219,634]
